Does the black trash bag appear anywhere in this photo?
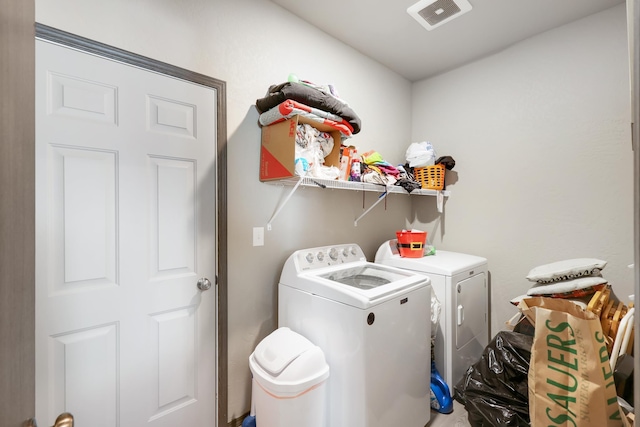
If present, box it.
[454,331,533,427]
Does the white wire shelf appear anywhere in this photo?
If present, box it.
[264,176,450,230]
[265,176,450,196]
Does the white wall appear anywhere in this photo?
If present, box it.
[35,0,416,422]
[410,4,633,335]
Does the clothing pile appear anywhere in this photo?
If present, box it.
[361,151,400,185]
[256,77,361,179]
[256,77,361,139]
[257,82,458,189]
[348,145,456,193]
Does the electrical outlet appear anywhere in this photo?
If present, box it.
[253,227,264,247]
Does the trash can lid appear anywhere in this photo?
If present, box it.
[252,327,315,376]
[249,327,330,396]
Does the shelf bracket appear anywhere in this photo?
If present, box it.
[354,188,389,227]
[267,177,304,231]
[437,190,444,213]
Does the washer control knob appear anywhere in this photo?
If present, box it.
[329,248,339,261]
[317,251,325,262]
[342,248,350,258]
[305,253,314,264]
[350,246,357,256]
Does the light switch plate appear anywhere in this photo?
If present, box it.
[253,227,264,246]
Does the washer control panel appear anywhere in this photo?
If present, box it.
[297,244,366,270]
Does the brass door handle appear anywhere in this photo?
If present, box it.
[52,413,73,427]
[24,412,74,427]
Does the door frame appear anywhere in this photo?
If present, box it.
[34,23,229,427]
[0,1,36,425]
[632,0,640,413]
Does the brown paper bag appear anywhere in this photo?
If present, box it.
[521,297,629,427]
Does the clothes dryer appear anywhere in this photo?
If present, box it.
[375,240,489,390]
[278,243,431,427]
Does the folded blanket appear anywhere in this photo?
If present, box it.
[259,99,353,138]
[256,82,361,134]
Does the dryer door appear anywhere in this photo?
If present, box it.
[455,272,488,349]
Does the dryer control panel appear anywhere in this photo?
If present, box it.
[295,243,366,271]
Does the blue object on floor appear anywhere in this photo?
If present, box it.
[430,360,453,414]
[241,414,256,427]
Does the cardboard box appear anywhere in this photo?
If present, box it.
[260,115,341,181]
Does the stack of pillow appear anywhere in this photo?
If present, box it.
[512,258,608,307]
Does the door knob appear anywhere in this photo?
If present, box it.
[197,277,212,291]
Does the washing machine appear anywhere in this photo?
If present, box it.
[278,243,431,427]
[375,240,489,391]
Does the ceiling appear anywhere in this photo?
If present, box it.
[270,0,625,82]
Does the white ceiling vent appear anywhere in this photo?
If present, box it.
[407,0,472,31]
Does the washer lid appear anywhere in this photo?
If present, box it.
[375,240,487,275]
[290,261,429,309]
[319,264,404,289]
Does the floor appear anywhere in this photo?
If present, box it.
[428,400,472,427]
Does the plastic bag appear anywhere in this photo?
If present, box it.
[430,288,441,340]
[405,141,436,168]
[294,124,339,180]
[454,331,533,427]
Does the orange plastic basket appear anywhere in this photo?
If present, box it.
[414,164,445,190]
[396,230,427,258]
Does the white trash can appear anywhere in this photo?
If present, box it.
[249,327,330,427]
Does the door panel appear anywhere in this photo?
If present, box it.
[151,157,196,276]
[150,307,197,417]
[36,39,217,427]
[51,145,118,289]
[147,95,196,138]
[51,324,118,425]
[47,72,118,124]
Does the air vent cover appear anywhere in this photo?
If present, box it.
[407,0,472,31]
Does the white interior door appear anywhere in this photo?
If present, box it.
[35,39,217,427]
